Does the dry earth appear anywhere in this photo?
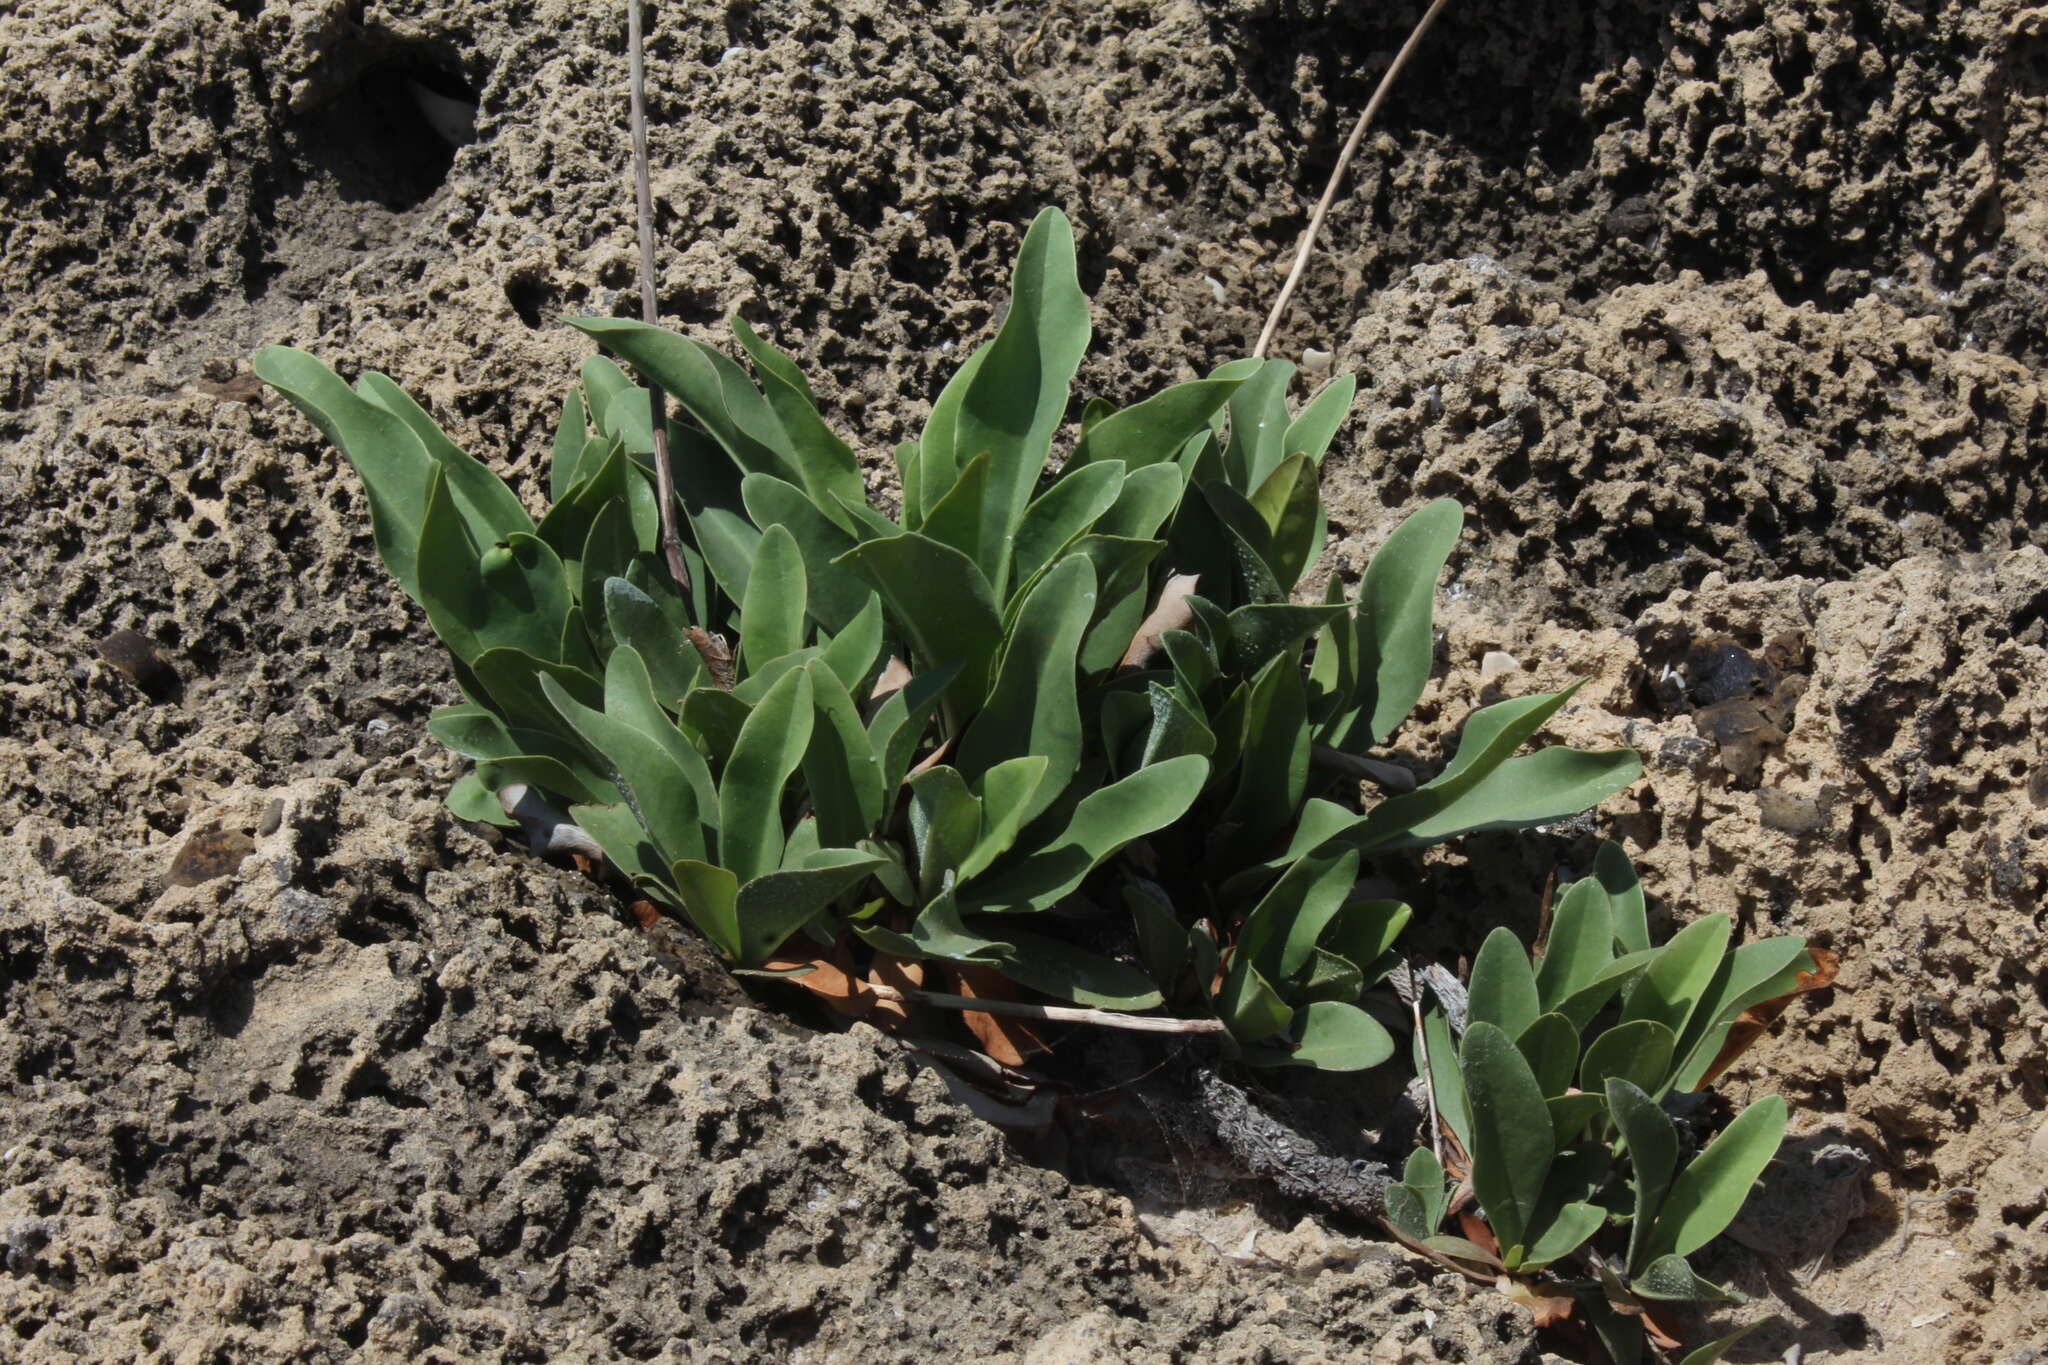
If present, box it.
[1,0,2044,1361]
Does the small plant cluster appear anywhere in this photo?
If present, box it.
[256,209,1820,1358]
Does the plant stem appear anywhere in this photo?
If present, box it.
[1253,0,1457,360]
[1309,744,1417,793]
[626,0,691,597]
[865,982,1227,1035]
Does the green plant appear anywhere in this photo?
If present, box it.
[252,208,1642,1064]
[1385,846,1816,1361]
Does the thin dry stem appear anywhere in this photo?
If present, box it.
[1253,0,1457,359]
[865,982,1227,1035]
[627,1,691,597]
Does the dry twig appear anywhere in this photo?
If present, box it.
[1253,0,1458,359]
[865,981,1227,1035]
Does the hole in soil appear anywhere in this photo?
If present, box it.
[294,49,478,212]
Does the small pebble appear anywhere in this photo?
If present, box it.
[97,628,177,698]
[169,825,255,887]
[1479,650,1520,686]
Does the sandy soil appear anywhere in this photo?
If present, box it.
[1,1,2043,1360]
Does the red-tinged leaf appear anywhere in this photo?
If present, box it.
[1698,946,1841,1087]
[1500,1279,1576,1328]
[868,953,925,1024]
[1641,1303,1686,1351]
[763,948,880,1022]
[1459,1210,1502,1261]
[952,964,1047,1066]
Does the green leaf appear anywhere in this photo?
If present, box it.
[1604,1078,1679,1276]
[836,532,1003,706]
[1554,947,1660,1034]
[1222,602,1350,677]
[473,754,614,809]
[1282,373,1356,465]
[670,858,742,960]
[415,473,573,666]
[582,355,649,451]
[575,501,636,650]
[1202,482,1288,605]
[1127,880,1190,994]
[717,666,816,883]
[955,555,1095,821]
[730,316,868,529]
[549,386,590,501]
[1222,357,1294,491]
[1415,1008,1472,1151]
[1621,914,1733,1044]
[1461,1021,1555,1255]
[1516,1201,1607,1273]
[1352,497,1462,747]
[1535,877,1616,1012]
[354,371,534,544]
[540,674,707,865]
[739,523,808,672]
[1469,926,1541,1037]
[1388,747,1644,848]
[1217,652,1309,863]
[983,925,1165,1009]
[1630,1254,1744,1304]
[866,662,958,792]
[605,577,703,709]
[1235,849,1362,987]
[1514,1012,1581,1099]
[1011,460,1125,594]
[735,850,884,964]
[918,450,997,582]
[1546,1092,1607,1144]
[1068,374,1246,472]
[1244,1000,1394,1072]
[1668,935,1812,1093]
[958,756,1052,883]
[1385,1148,1449,1242]
[739,472,870,633]
[1596,840,1650,954]
[1319,899,1410,986]
[572,800,681,902]
[819,593,886,694]
[1094,461,1186,541]
[1217,959,1294,1043]
[908,765,982,899]
[1138,681,1216,768]
[253,347,453,599]
[962,755,1209,913]
[803,661,887,848]
[468,647,603,739]
[1248,452,1321,589]
[445,770,516,826]
[935,208,1091,600]
[603,644,719,828]
[1641,1095,1787,1264]
[1580,1020,1677,1099]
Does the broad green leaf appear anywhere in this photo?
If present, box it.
[1469,926,1541,1037]
[730,316,867,527]
[1514,1012,1580,1099]
[1605,1078,1679,1275]
[1546,1092,1607,1144]
[1222,357,1294,491]
[605,577,703,708]
[908,765,982,899]
[1554,947,1660,1034]
[415,473,572,666]
[1281,373,1356,465]
[739,472,870,632]
[253,347,441,599]
[955,555,1095,820]
[1011,460,1125,593]
[1319,899,1410,985]
[1235,849,1361,985]
[473,754,615,809]
[963,755,1209,912]
[735,850,884,964]
[1420,1235,1504,1268]
[670,858,742,960]
[1202,482,1288,605]
[571,800,681,901]
[983,925,1166,1009]
[549,387,590,501]
[1516,1201,1607,1272]
[732,645,820,704]
[603,644,719,828]
[739,524,807,672]
[818,593,885,694]
[1535,877,1616,1012]
[958,756,1052,882]
[1138,681,1216,768]
[939,208,1091,600]
[1068,374,1245,472]
[1621,913,1733,1044]
[1217,960,1293,1043]
[717,666,816,883]
[583,355,649,451]
[1127,880,1190,993]
[533,438,636,567]
[354,371,533,544]
[1415,1007,1472,1151]
[1222,602,1349,677]
[866,662,960,794]
[1217,652,1309,863]
[1094,461,1185,541]
[1384,1148,1449,1243]
[1162,628,1220,699]
[1630,1254,1744,1304]
[918,450,997,582]
[1387,747,1644,848]
[1352,497,1462,746]
[468,647,603,738]
[1596,840,1650,953]
[540,674,706,865]
[1580,1020,1677,1099]
[1297,947,1365,1002]
[1461,1022,1555,1256]
[568,318,801,483]
[1668,935,1812,1093]
[1244,1000,1394,1071]
[803,661,887,847]
[915,342,987,525]
[445,769,516,826]
[576,501,636,650]
[836,532,1002,705]
[1641,1095,1787,1264]
[1248,452,1321,589]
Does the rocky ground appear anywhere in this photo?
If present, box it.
[1,0,2043,1360]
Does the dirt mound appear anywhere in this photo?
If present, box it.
[3,0,2045,1361]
